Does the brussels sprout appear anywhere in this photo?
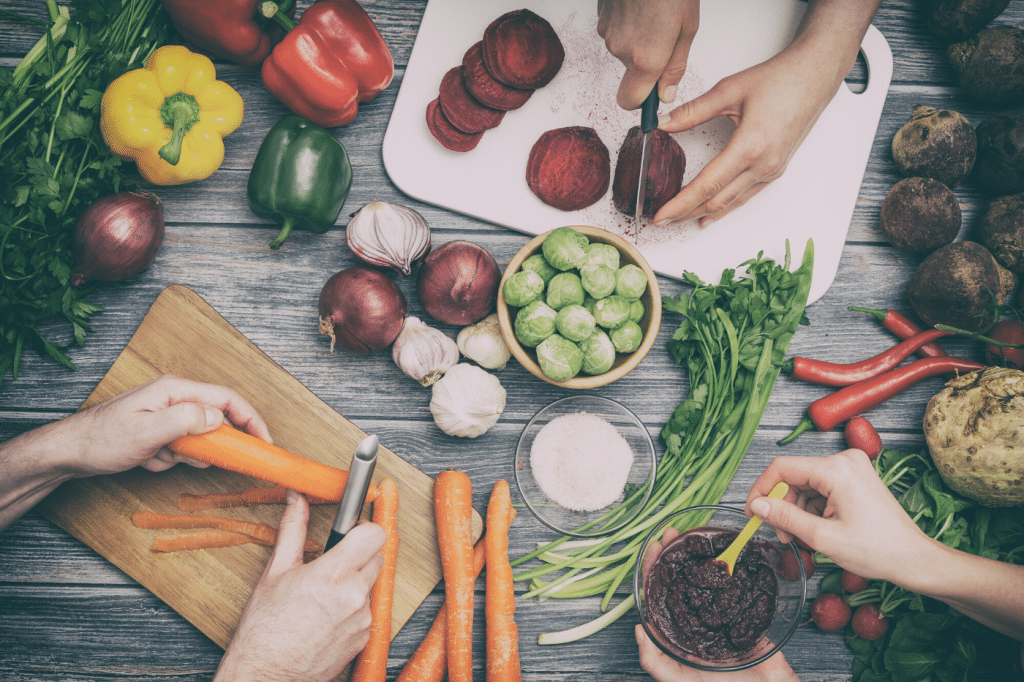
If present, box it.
[610,320,643,353]
[514,300,556,347]
[615,264,648,300]
[582,295,598,315]
[542,227,589,271]
[555,304,597,342]
[521,253,558,283]
[546,272,585,310]
[503,269,545,307]
[585,242,620,271]
[593,295,631,328]
[629,299,645,322]
[580,330,616,375]
[581,264,616,299]
[536,334,584,381]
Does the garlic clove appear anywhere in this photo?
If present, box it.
[457,313,511,370]
[346,200,432,276]
[392,316,459,386]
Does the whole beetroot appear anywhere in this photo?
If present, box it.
[973,113,1024,195]
[907,241,1002,332]
[891,105,976,188]
[879,177,961,254]
[947,26,1024,104]
[924,0,1011,43]
[976,194,1024,273]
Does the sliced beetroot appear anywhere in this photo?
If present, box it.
[462,41,533,111]
[612,126,686,218]
[426,97,484,152]
[482,9,564,89]
[526,126,610,211]
[438,66,505,134]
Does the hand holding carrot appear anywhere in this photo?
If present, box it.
[214,490,385,682]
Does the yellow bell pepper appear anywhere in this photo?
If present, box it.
[100,45,244,186]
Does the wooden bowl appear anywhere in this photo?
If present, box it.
[496,225,661,389]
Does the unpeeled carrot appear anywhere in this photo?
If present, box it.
[132,510,320,553]
[396,537,487,682]
[151,529,256,553]
[434,469,475,682]
[169,424,378,502]
[352,478,400,682]
[176,486,334,511]
[485,480,520,682]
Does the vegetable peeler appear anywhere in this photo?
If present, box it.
[324,434,379,551]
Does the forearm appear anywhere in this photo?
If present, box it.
[791,0,883,90]
[0,421,77,532]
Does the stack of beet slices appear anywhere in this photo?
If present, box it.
[426,8,564,152]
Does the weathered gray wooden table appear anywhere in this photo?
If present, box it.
[1,0,1021,679]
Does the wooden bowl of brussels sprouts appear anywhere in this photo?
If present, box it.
[496,225,661,388]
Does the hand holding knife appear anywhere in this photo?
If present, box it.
[324,434,379,551]
[633,86,660,244]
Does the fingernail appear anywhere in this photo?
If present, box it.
[286,488,299,505]
[657,113,670,127]
[750,498,770,519]
[654,218,671,227]
[661,85,676,103]
[204,408,223,429]
[700,217,715,228]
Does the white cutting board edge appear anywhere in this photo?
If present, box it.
[382,0,893,304]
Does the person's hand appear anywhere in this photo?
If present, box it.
[637,528,801,681]
[63,374,270,476]
[597,0,699,110]
[215,490,385,682]
[745,449,931,584]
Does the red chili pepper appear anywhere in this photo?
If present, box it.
[261,0,394,128]
[778,356,984,444]
[783,329,954,387]
[848,307,948,357]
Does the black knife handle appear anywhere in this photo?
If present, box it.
[640,87,659,134]
[324,528,346,552]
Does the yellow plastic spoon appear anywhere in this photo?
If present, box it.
[715,481,790,576]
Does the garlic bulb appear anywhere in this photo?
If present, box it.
[392,316,459,386]
[346,200,431,276]
[429,363,506,438]
[457,313,511,370]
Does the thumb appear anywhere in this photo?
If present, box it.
[264,489,310,578]
[749,496,822,548]
[137,402,225,451]
[658,86,728,134]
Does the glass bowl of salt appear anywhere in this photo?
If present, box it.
[514,395,656,538]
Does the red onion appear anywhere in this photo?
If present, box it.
[71,191,164,286]
[416,240,500,325]
[318,267,407,354]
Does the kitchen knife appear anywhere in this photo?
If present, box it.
[633,86,660,243]
[324,434,379,551]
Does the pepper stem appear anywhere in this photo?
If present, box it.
[260,0,295,31]
[158,92,201,166]
[777,415,815,445]
[781,358,794,373]
[270,216,297,250]
[848,306,887,323]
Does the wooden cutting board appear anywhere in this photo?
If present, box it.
[38,284,482,671]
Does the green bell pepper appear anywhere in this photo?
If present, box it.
[247,115,352,249]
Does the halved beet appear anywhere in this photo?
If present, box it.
[527,127,610,211]
[612,127,686,218]
[462,42,533,111]
[426,98,484,152]
[438,66,505,134]
[482,9,564,90]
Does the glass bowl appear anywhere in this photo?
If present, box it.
[633,505,807,671]
[514,395,656,538]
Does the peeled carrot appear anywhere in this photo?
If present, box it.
[485,480,520,682]
[434,469,475,682]
[151,529,255,552]
[396,536,487,682]
[352,478,400,682]
[176,486,334,511]
[169,424,378,502]
[132,510,321,553]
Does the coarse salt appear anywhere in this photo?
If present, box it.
[530,411,634,512]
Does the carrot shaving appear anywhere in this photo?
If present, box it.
[176,486,334,511]
[151,529,256,553]
[434,469,475,682]
[132,510,321,553]
[351,478,400,682]
[485,480,520,682]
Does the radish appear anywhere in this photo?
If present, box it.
[840,569,869,593]
[851,603,889,641]
[845,416,882,459]
[810,593,851,632]
[779,548,815,581]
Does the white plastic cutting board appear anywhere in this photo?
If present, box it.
[382,0,892,303]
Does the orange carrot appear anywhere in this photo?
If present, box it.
[351,478,400,682]
[177,486,334,511]
[396,536,486,682]
[151,529,255,552]
[169,424,378,502]
[132,510,321,553]
[485,480,520,682]
[434,469,475,682]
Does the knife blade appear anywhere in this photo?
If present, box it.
[324,434,379,551]
[633,86,660,243]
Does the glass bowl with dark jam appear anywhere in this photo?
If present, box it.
[633,505,807,671]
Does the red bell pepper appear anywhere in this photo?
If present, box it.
[260,0,394,127]
[159,0,294,68]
